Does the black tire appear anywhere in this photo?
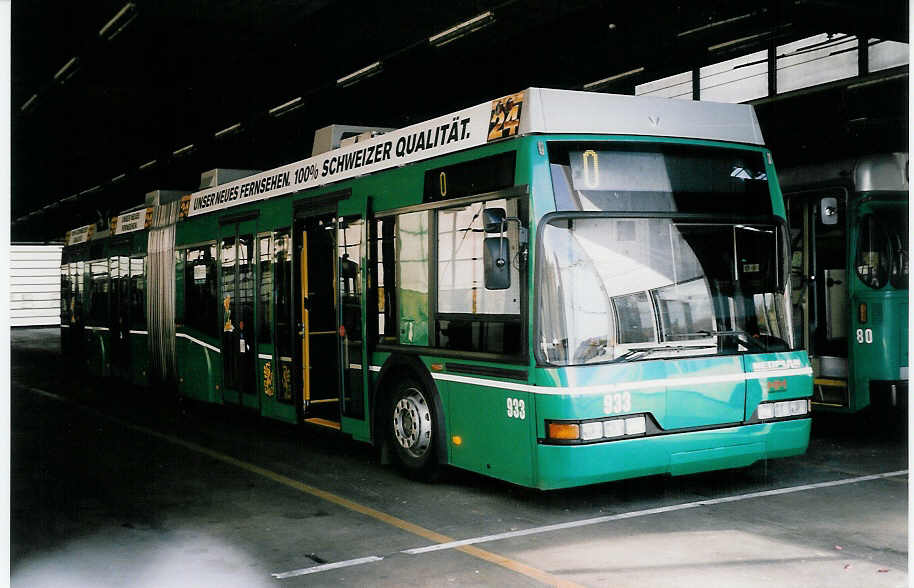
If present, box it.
[388,378,440,480]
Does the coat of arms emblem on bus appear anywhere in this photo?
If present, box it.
[487,91,524,141]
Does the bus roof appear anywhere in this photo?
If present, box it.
[70,87,766,234]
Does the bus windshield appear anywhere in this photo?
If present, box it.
[537,218,793,365]
[856,202,908,290]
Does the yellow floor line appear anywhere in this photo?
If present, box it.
[25,386,583,588]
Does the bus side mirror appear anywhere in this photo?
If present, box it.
[484,237,511,290]
[483,208,506,233]
[820,197,839,225]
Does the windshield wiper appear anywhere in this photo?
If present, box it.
[610,344,717,363]
[673,329,768,351]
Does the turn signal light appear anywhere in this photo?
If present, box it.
[858,303,867,324]
[547,423,580,440]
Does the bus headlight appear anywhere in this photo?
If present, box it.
[603,419,625,438]
[580,421,603,441]
[547,414,650,443]
[755,398,810,421]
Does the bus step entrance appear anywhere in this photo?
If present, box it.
[304,397,340,429]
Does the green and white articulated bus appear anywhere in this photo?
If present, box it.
[780,154,909,414]
[60,88,812,489]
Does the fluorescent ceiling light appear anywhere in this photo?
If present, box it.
[173,144,195,156]
[429,11,495,47]
[214,122,242,138]
[54,57,80,82]
[678,13,753,37]
[337,61,382,87]
[268,97,303,117]
[110,173,127,183]
[20,94,38,113]
[583,67,645,90]
[80,185,102,195]
[138,159,157,170]
[708,31,770,52]
[62,194,79,203]
[99,3,137,41]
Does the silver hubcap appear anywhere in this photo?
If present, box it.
[392,388,432,458]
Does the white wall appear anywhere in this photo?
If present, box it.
[10,244,63,327]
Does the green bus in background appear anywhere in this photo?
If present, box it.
[781,154,909,415]
[61,88,812,489]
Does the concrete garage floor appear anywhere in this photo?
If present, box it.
[10,327,908,587]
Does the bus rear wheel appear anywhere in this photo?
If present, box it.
[389,379,439,479]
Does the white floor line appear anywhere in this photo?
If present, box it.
[402,469,908,555]
[272,556,383,579]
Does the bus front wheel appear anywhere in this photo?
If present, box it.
[389,378,439,479]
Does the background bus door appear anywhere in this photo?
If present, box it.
[219,220,258,408]
[787,191,849,407]
[297,212,341,428]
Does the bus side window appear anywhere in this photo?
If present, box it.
[184,244,219,337]
[130,256,146,329]
[257,234,273,345]
[372,218,398,344]
[435,197,523,355]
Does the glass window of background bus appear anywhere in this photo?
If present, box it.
[129,257,146,329]
[855,214,890,289]
[436,199,522,354]
[548,142,771,215]
[87,259,110,326]
[396,211,429,345]
[273,230,293,404]
[258,234,273,345]
[538,218,791,366]
[184,244,218,337]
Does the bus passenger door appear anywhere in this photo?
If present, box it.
[298,212,340,428]
[337,211,369,428]
[787,191,849,407]
[219,219,259,408]
[109,254,131,374]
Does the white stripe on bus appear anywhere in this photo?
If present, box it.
[429,367,812,396]
[175,332,221,353]
[85,326,109,331]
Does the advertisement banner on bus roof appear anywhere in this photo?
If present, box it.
[66,224,94,245]
[185,91,526,218]
[113,208,152,235]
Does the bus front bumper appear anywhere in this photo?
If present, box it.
[532,419,811,490]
